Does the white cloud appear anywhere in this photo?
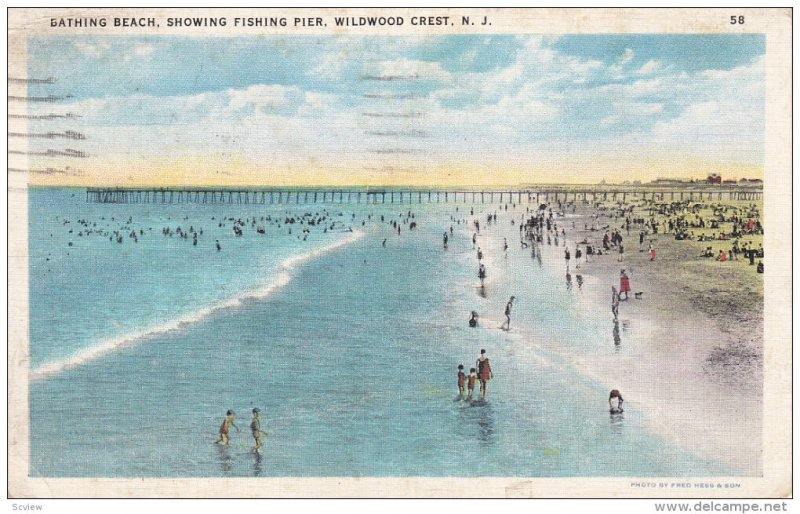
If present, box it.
[133,44,155,57]
[301,91,339,111]
[73,41,111,58]
[625,57,764,163]
[636,60,662,75]
[225,84,298,112]
[600,115,620,127]
[307,51,348,80]
[45,38,764,174]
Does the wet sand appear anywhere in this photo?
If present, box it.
[542,199,763,475]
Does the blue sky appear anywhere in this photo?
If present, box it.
[21,34,765,185]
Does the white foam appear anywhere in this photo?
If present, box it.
[31,230,365,381]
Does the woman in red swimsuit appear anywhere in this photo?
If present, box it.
[476,349,493,399]
[619,270,631,301]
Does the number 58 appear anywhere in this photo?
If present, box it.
[731,15,745,24]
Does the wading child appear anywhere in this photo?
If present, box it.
[216,409,240,446]
[467,368,477,400]
[250,408,267,453]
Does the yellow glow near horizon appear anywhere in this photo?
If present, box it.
[27,154,764,188]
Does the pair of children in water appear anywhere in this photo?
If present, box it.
[457,350,493,400]
[216,408,267,453]
[457,364,478,399]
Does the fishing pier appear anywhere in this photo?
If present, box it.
[86,187,763,205]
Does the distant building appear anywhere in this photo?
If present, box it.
[706,174,722,184]
[723,179,737,184]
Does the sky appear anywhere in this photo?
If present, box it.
[17,34,765,186]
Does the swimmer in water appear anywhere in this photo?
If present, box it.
[468,311,478,328]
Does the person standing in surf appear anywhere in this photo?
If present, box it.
[476,349,493,399]
[250,408,267,453]
[216,409,240,446]
[457,365,467,398]
[467,368,477,400]
[501,296,515,330]
[565,247,571,273]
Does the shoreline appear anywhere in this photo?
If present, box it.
[26,196,763,476]
[506,202,763,475]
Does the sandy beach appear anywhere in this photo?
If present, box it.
[528,198,764,475]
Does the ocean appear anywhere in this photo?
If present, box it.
[28,188,729,477]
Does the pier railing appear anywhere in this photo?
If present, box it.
[85,187,763,205]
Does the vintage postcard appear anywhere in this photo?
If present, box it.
[7,7,792,499]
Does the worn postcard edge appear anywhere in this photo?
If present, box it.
[6,7,792,498]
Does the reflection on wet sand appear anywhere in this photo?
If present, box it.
[252,450,263,477]
[609,411,625,434]
[475,402,495,448]
[216,444,232,476]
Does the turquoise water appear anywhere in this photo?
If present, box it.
[28,188,729,477]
